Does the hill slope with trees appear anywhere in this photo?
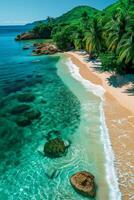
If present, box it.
[18,0,134,74]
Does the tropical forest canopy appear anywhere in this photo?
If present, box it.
[31,0,134,74]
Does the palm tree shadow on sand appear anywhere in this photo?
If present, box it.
[78,52,103,73]
[77,51,134,96]
[106,74,134,96]
[124,84,134,96]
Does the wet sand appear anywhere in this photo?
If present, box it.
[65,51,134,200]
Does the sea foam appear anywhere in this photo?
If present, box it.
[66,58,121,200]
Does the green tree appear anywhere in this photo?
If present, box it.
[104,12,128,52]
[116,17,134,72]
[53,25,78,50]
[81,11,89,30]
[32,23,52,39]
[71,28,85,50]
[84,18,102,57]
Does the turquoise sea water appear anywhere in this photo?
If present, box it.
[0,26,120,200]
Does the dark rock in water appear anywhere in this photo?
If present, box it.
[3,84,23,94]
[23,46,30,50]
[14,79,26,83]
[46,130,61,140]
[3,79,28,94]
[27,75,33,78]
[24,110,41,120]
[16,116,31,127]
[34,78,43,84]
[44,138,67,158]
[25,78,43,87]
[36,74,43,78]
[14,160,20,166]
[40,99,47,104]
[4,80,11,86]
[18,62,24,65]
[0,99,5,109]
[70,171,96,198]
[17,93,35,102]
[10,104,31,115]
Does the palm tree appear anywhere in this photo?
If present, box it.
[71,28,85,50]
[104,11,128,52]
[81,11,90,30]
[117,15,134,68]
[84,18,102,58]
[117,33,134,64]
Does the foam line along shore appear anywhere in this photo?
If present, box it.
[64,52,134,200]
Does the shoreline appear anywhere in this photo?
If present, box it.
[65,51,134,200]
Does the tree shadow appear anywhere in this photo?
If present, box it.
[82,55,103,73]
[124,84,134,96]
[107,74,134,88]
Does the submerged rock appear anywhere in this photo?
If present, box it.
[0,99,5,109]
[36,74,43,78]
[70,171,96,198]
[3,83,24,94]
[44,138,67,158]
[17,93,35,102]
[24,110,41,120]
[10,104,31,115]
[40,98,47,104]
[16,116,31,127]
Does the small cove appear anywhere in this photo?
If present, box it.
[0,26,120,200]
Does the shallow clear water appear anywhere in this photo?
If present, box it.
[0,26,120,200]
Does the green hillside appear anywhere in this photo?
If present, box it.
[20,0,134,74]
[102,0,134,17]
[55,6,99,24]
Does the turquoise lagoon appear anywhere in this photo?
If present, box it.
[0,26,120,200]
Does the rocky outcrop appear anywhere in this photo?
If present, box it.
[15,32,38,41]
[70,171,96,198]
[44,138,67,158]
[33,43,59,55]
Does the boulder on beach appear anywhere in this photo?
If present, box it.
[70,171,96,198]
[17,93,35,102]
[10,104,31,115]
[15,32,38,41]
[44,138,67,158]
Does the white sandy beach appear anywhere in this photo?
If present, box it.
[65,51,134,200]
